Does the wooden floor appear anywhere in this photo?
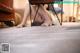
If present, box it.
[0,26,80,53]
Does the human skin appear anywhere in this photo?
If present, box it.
[17,1,52,28]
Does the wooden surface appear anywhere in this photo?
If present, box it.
[0,26,80,53]
[0,0,15,21]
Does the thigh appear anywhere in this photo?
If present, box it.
[28,5,43,26]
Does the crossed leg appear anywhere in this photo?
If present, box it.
[17,4,53,28]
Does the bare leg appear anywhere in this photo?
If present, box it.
[17,0,30,27]
[38,5,52,26]
[32,5,44,24]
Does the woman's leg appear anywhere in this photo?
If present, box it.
[38,5,52,26]
[17,0,30,27]
[30,5,44,26]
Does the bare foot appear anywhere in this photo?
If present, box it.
[16,23,31,28]
[41,23,52,26]
[24,24,31,27]
[16,24,24,28]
